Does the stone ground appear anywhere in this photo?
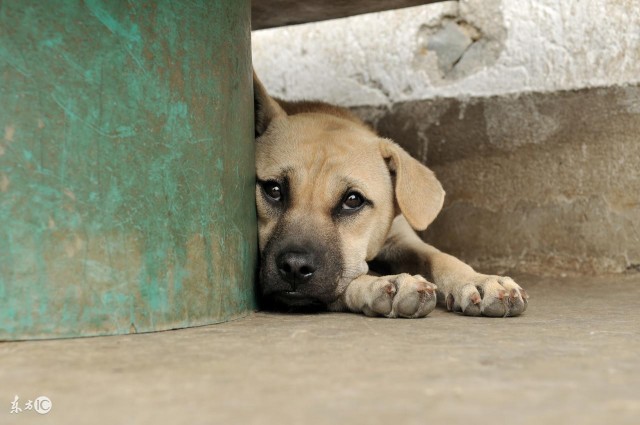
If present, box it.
[2,274,639,425]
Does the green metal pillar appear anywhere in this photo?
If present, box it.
[0,0,257,339]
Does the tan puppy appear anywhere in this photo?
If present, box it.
[254,74,528,318]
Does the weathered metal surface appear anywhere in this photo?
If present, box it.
[252,0,443,30]
[0,0,257,339]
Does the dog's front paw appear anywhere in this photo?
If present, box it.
[444,275,529,317]
[364,274,437,318]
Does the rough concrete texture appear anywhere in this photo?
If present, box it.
[252,0,640,106]
[1,274,639,425]
[352,84,640,275]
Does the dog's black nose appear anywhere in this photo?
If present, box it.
[276,251,316,288]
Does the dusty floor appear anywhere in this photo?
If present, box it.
[2,274,639,425]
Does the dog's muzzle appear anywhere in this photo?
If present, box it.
[260,238,343,310]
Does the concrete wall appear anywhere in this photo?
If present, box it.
[252,0,640,275]
[253,0,640,106]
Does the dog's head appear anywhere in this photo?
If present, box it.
[253,74,444,309]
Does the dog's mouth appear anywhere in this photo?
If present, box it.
[262,291,327,313]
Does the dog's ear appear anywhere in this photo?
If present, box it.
[379,139,445,231]
[254,71,286,137]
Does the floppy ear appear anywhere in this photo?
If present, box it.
[379,139,445,231]
[253,71,286,137]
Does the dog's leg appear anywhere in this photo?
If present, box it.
[376,216,529,317]
[333,273,437,318]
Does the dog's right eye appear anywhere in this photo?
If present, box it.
[261,181,282,202]
[341,192,367,213]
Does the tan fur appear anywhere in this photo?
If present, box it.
[254,73,528,318]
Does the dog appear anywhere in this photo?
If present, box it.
[253,73,528,318]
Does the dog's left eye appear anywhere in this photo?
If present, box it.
[261,181,282,202]
[342,192,365,211]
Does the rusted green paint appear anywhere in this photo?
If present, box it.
[0,0,257,339]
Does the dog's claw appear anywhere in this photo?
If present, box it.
[509,288,519,302]
[446,293,455,311]
[418,283,436,295]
